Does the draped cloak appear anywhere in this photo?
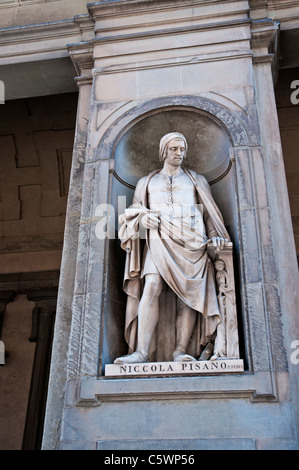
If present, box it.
[118,168,231,361]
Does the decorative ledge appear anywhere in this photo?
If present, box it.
[72,369,278,408]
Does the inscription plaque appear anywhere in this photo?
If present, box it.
[105,359,244,378]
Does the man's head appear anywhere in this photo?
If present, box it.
[215,260,225,271]
[159,132,188,162]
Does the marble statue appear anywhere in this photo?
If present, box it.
[114,132,233,364]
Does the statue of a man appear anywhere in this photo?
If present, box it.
[114,132,230,364]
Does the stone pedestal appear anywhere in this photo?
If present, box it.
[42,0,299,451]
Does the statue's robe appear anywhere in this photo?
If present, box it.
[118,168,230,361]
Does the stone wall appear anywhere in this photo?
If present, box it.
[0,92,77,273]
[0,92,77,449]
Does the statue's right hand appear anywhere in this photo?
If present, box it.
[141,213,160,230]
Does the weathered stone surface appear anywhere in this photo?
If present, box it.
[60,397,297,445]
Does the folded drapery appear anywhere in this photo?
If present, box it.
[118,168,230,360]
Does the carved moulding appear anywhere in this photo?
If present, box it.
[74,368,278,407]
[96,95,251,163]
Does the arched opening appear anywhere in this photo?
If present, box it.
[99,103,246,372]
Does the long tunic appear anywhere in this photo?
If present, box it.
[118,168,230,360]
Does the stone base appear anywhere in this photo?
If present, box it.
[105,359,244,378]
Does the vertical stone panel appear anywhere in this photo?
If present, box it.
[66,131,112,377]
[245,282,271,371]
[233,142,289,374]
[264,283,288,372]
[80,292,103,376]
[67,293,85,378]
[238,207,263,284]
[42,76,93,450]
[234,148,255,210]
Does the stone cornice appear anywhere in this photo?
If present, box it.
[251,18,280,48]
[250,0,299,8]
[88,0,250,36]
[0,14,95,45]
[92,17,252,45]
[251,18,280,82]
[250,0,299,29]
[67,41,94,81]
[0,16,95,64]
[94,6,250,38]
[87,0,245,17]
[0,19,80,45]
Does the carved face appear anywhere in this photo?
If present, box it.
[215,260,225,271]
[164,138,186,166]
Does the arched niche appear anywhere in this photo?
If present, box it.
[113,107,230,186]
[100,102,244,370]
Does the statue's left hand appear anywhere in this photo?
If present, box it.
[211,237,228,250]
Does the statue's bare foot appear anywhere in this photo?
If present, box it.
[173,349,196,362]
[114,351,148,364]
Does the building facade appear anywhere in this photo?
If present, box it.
[0,0,298,450]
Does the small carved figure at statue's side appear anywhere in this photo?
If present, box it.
[211,258,238,360]
[114,132,232,364]
[211,259,228,360]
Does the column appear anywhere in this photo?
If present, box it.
[41,42,94,450]
[251,14,299,434]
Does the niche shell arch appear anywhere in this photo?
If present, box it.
[98,95,250,164]
[113,107,231,188]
